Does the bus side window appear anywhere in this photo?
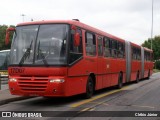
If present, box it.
[98,36,103,56]
[148,52,150,61]
[147,52,149,61]
[104,37,111,57]
[144,51,148,61]
[69,28,83,64]
[111,39,117,58]
[144,51,146,61]
[137,48,141,60]
[117,42,124,58]
[132,47,137,60]
[150,52,153,61]
[122,43,125,58]
[85,32,96,56]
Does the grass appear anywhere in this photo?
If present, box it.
[153,69,160,73]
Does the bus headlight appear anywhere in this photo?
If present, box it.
[49,79,65,83]
[9,78,17,82]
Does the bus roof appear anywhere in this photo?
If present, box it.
[17,20,125,43]
[144,47,153,52]
[130,42,141,48]
[17,20,151,51]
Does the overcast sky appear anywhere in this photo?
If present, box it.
[0,0,160,45]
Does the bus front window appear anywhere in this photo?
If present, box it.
[10,24,69,66]
[35,24,68,65]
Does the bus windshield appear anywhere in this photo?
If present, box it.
[10,24,69,66]
[0,50,10,70]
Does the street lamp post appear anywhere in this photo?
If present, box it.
[21,14,26,22]
[0,74,1,90]
[151,0,154,50]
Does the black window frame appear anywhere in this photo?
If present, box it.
[103,37,111,57]
[97,36,103,57]
[85,32,96,56]
[132,46,141,61]
[69,27,83,65]
[111,39,117,58]
[117,41,125,58]
[144,51,151,61]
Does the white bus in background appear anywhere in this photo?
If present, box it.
[0,49,10,78]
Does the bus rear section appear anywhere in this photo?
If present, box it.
[143,48,153,78]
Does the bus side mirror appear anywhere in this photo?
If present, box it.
[74,32,80,47]
[5,27,15,45]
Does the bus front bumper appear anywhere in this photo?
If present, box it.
[8,77,68,97]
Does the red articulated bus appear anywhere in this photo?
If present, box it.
[5,19,153,98]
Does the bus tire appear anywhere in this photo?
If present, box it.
[136,71,139,83]
[85,76,94,99]
[117,72,123,89]
[148,70,150,79]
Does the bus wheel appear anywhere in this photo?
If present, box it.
[136,72,139,83]
[148,70,150,79]
[85,76,94,99]
[117,73,123,89]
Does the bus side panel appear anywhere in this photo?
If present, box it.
[144,61,151,78]
[143,49,154,78]
[131,61,141,81]
[103,74,111,88]
[146,61,154,77]
[101,58,126,88]
[118,59,126,83]
[149,61,154,75]
[108,58,124,86]
[144,62,148,78]
[102,58,111,88]
[67,57,97,96]
[66,76,88,96]
[97,57,104,89]
[109,59,118,86]
[150,64,153,76]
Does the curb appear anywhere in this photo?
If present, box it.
[0,90,35,105]
[0,96,35,106]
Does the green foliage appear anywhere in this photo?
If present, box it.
[142,36,160,70]
[142,36,160,60]
[155,60,160,70]
[0,25,15,50]
[153,69,160,73]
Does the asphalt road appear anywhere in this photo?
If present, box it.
[0,73,160,120]
[0,77,8,90]
[0,84,8,90]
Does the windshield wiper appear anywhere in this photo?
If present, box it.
[19,40,33,66]
[37,41,48,66]
[38,49,48,66]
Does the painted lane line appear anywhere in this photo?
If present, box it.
[71,86,128,108]
[132,105,155,109]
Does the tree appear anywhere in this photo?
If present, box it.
[0,25,15,50]
[142,36,160,70]
[142,36,160,60]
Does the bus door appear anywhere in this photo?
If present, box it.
[97,36,104,89]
